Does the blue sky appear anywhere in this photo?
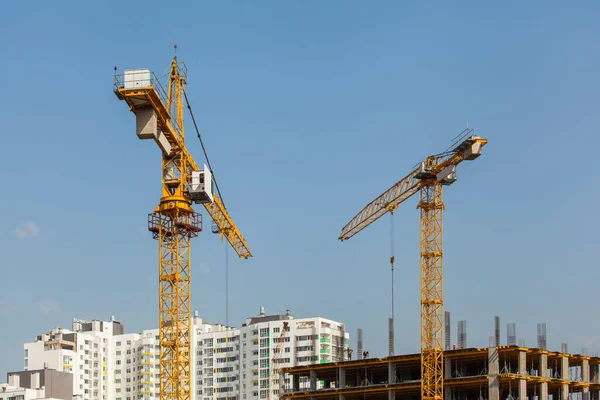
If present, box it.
[1,0,600,377]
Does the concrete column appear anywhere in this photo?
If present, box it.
[279,372,285,395]
[561,384,569,400]
[582,359,591,399]
[539,353,549,400]
[310,370,317,391]
[561,356,569,379]
[561,356,569,400]
[338,367,346,400]
[518,351,527,400]
[339,367,346,388]
[388,362,396,400]
[488,348,500,400]
[388,362,396,384]
[445,357,452,400]
[293,375,300,392]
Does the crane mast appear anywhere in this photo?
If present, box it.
[339,130,487,400]
[114,53,252,400]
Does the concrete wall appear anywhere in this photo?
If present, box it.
[43,369,73,400]
[6,369,73,400]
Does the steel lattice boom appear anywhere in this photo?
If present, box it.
[338,130,487,400]
[114,55,252,400]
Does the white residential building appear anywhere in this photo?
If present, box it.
[239,308,349,400]
[192,314,240,400]
[0,383,46,400]
[23,310,348,400]
[24,317,123,400]
[111,313,239,400]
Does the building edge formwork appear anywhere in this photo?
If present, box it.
[280,346,600,400]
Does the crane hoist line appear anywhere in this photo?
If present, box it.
[338,129,487,400]
[113,52,252,400]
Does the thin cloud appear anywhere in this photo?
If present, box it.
[0,304,17,315]
[16,220,40,238]
[199,262,210,275]
[39,300,60,314]
[574,336,598,347]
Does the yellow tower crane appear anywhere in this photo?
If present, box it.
[114,52,252,400]
[338,129,487,400]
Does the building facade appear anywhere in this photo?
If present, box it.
[239,308,349,400]
[22,310,348,400]
[5,368,73,400]
[24,317,123,400]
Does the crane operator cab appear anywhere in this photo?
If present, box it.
[190,165,214,204]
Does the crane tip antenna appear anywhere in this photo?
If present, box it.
[174,44,178,56]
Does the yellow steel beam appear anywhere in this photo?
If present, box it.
[338,167,420,241]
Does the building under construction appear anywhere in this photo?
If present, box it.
[280,346,600,400]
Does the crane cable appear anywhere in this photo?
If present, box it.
[182,88,227,210]
[225,242,229,327]
[390,211,395,355]
[182,87,233,331]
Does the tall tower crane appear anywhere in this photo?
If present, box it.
[338,129,487,400]
[114,52,252,400]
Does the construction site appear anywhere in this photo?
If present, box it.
[104,43,600,400]
[4,3,600,400]
[107,52,599,400]
[280,345,600,400]
[279,316,600,400]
